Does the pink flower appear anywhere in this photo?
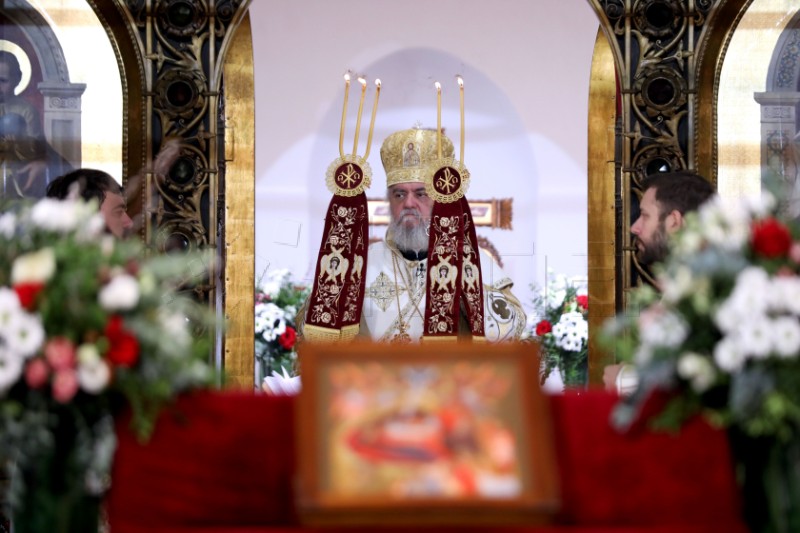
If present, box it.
[52,369,79,403]
[44,337,77,371]
[24,358,50,389]
[790,242,800,264]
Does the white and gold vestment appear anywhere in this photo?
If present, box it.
[360,238,526,343]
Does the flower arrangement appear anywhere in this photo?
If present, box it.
[527,272,589,388]
[255,268,309,386]
[603,192,800,532]
[0,197,216,530]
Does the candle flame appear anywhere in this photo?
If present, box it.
[457,76,464,88]
[435,81,441,92]
[344,72,351,82]
[375,79,381,88]
[358,77,367,87]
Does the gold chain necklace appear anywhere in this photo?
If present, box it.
[390,253,412,343]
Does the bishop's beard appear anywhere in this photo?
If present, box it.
[389,210,430,254]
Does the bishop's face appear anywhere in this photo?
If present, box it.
[388,183,433,228]
[387,182,433,253]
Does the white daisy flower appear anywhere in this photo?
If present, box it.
[771,316,800,359]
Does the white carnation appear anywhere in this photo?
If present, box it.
[4,312,44,358]
[0,346,23,395]
[713,335,747,372]
[738,316,773,359]
[769,276,800,315]
[0,288,21,330]
[99,274,141,311]
[11,248,55,285]
[771,316,800,359]
[638,308,688,348]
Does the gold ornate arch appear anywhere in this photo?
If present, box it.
[586,0,755,383]
[85,0,254,388]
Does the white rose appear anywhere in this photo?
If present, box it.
[11,248,55,285]
[98,274,141,311]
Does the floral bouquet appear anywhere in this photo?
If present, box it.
[527,272,589,388]
[0,198,216,532]
[254,268,309,387]
[603,192,800,532]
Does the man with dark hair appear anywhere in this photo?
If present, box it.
[630,171,716,267]
[605,171,715,393]
[46,168,133,238]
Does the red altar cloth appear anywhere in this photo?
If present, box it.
[106,391,747,533]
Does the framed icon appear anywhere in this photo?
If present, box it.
[295,340,559,526]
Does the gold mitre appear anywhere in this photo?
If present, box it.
[380,127,454,187]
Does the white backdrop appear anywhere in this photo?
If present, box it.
[250,1,600,314]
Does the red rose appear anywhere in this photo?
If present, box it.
[278,326,297,350]
[576,295,589,310]
[104,315,140,367]
[14,282,44,311]
[535,320,552,336]
[751,217,792,258]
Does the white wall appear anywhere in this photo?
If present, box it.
[251,1,600,311]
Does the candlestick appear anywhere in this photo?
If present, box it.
[458,76,464,164]
[435,81,442,158]
[352,77,367,156]
[364,79,381,160]
[339,72,351,159]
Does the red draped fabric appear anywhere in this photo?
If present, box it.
[106,391,748,533]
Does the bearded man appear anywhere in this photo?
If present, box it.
[605,171,715,393]
[358,127,526,343]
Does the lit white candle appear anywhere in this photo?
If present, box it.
[352,77,367,156]
[364,79,381,160]
[458,76,464,164]
[339,72,351,159]
[435,81,442,158]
